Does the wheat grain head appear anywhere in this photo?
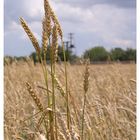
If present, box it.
[19,17,40,55]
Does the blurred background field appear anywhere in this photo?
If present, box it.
[4,61,136,140]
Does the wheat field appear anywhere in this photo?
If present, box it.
[4,0,136,139]
[4,61,136,140]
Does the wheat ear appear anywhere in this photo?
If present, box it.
[52,25,59,63]
[83,60,90,93]
[44,0,52,37]
[26,82,44,111]
[81,60,90,140]
[42,18,48,61]
[26,82,49,133]
[19,17,40,55]
[44,0,63,39]
[54,75,65,97]
[50,9,63,39]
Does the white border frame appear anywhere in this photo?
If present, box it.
[1,0,138,139]
[0,0,4,139]
[137,0,139,139]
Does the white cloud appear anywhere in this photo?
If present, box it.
[52,2,135,47]
[111,39,134,47]
[5,20,41,42]
[4,0,136,56]
[23,0,44,18]
[51,1,94,23]
[5,21,21,32]
[52,0,136,8]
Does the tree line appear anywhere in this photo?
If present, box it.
[4,46,136,64]
[83,46,136,62]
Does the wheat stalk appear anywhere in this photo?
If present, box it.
[52,25,59,63]
[62,41,70,130]
[19,0,71,139]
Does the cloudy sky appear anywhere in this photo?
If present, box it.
[4,0,136,56]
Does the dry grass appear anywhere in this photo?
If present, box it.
[4,61,136,140]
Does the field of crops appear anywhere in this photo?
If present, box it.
[4,61,136,140]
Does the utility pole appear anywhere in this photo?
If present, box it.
[64,41,69,52]
[68,33,75,49]
[64,33,76,61]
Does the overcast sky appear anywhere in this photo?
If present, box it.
[4,0,136,56]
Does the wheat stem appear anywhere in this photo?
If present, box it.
[81,61,90,140]
[61,40,70,130]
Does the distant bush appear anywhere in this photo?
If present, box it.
[83,46,136,62]
[110,47,136,61]
[83,46,109,61]
[110,48,126,61]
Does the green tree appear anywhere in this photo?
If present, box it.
[110,48,126,61]
[29,52,40,65]
[83,46,109,61]
[125,48,136,61]
[30,45,77,64]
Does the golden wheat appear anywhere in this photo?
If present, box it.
[26,82,44,111]
[4,0,136,139]
[42,18,48,58]
[19,17,40,55]
[52,25,59,63]
[44,0,52,37]
[4,63,136,140]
